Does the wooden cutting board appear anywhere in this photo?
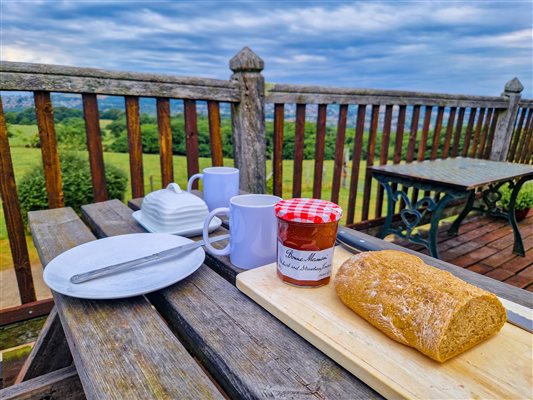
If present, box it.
[236,246,533,399]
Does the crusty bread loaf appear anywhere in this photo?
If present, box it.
[334,250,506,362]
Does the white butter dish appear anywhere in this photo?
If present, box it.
[133,183,222,237]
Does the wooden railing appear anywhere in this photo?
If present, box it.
[266,79,531,226]
[0,47,531,319]
[508,100,533,164]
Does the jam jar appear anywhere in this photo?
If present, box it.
[275,198,342,287]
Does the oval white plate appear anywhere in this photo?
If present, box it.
[44,233,205,299]
[132,210,222,237]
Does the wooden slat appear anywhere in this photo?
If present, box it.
[184,99,200,189]
[507,107,527,162]
[15,307,71,383]
[451,107,465,157]
[266,83,508,108]
[405,105,421,206]
[430,106,444,160]
[418,106,432,161]
[346,105,366,224]
[518,113,533,163]
[156,98,174,187]
[331,104,348,204]
[0,98,36,304]
[266,93,508,109]
[207,100,223,166]
[0,299,53,326]
[517,109,533,163]
[441,107,456,159]
[292,104,306,198]
[273,103,284,197]
[312,104,327,199]
[0,62,239,102]
[483,109,499,159]
[477,108,494,159]
[82,199,144,238]
[1,366,85,400]
[361,104,379,220]
[469,107,486,158]
[82,94,107,201]
[411,106,432,204]
[462,107,477,157]
[374,105,393,218]
[393,105,407,209]
[34,91,63,208]
[28,207,223,400]
[405,105,421,163]
[125,96,144,198]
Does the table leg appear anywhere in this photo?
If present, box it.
[448,190,475,237]
[428,193,457,259]
[508,177,529,256]
[379,178,396,239]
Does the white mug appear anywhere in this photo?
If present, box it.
[187,167,239,211]
[202,194,281,269]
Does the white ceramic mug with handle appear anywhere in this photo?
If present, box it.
[202,194,281,269]
[187,167,239,211]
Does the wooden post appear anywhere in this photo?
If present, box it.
[230,47,266,193]
[490,77,523,161]
[0,97,36,304]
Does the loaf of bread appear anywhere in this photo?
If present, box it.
[334,250,506,362]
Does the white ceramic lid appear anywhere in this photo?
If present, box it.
[140,183,210,232]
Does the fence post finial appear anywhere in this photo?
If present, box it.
[490,78,524,161]
[230,47,266,193]
[503,77,523,94]
[230,47,265,72]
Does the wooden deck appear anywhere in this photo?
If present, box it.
[390,210,533,291]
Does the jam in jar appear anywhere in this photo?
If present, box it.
[274,198,342,287]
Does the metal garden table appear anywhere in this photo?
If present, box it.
[369,157,533,259]
[10,197,531,399]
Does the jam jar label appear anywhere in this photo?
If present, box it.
[277,242,334,281]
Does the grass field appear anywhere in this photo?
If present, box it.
[1,125,378,270]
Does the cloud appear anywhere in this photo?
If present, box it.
[0,1,531,96]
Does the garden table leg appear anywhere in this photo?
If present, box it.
[508,176,530,256]
[448,190,475,237]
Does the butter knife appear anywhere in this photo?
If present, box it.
[70,234,229,284]
[336,228,533,334]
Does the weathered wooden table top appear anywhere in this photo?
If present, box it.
[24,198,532,399]
[369,157,533,190]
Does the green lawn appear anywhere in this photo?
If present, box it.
[1,141,378,270]
[6,124,38,148]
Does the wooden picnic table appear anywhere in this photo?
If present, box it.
[369,157,533,259]
[4,197,532,400]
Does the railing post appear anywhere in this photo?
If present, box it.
[490,77,523,161]
[230,47,266,193]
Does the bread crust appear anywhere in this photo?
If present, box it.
[334,250,506,362]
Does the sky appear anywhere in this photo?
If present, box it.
[1,0,532,97]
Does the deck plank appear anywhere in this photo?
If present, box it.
[391,212,533,292]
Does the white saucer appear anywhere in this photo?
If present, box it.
[43,233,205,299]
[132,210,222,237]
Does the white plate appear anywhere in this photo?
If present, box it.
[132,210,222,237]
[43,233,205,299]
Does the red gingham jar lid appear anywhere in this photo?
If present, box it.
[275,198,343,224]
